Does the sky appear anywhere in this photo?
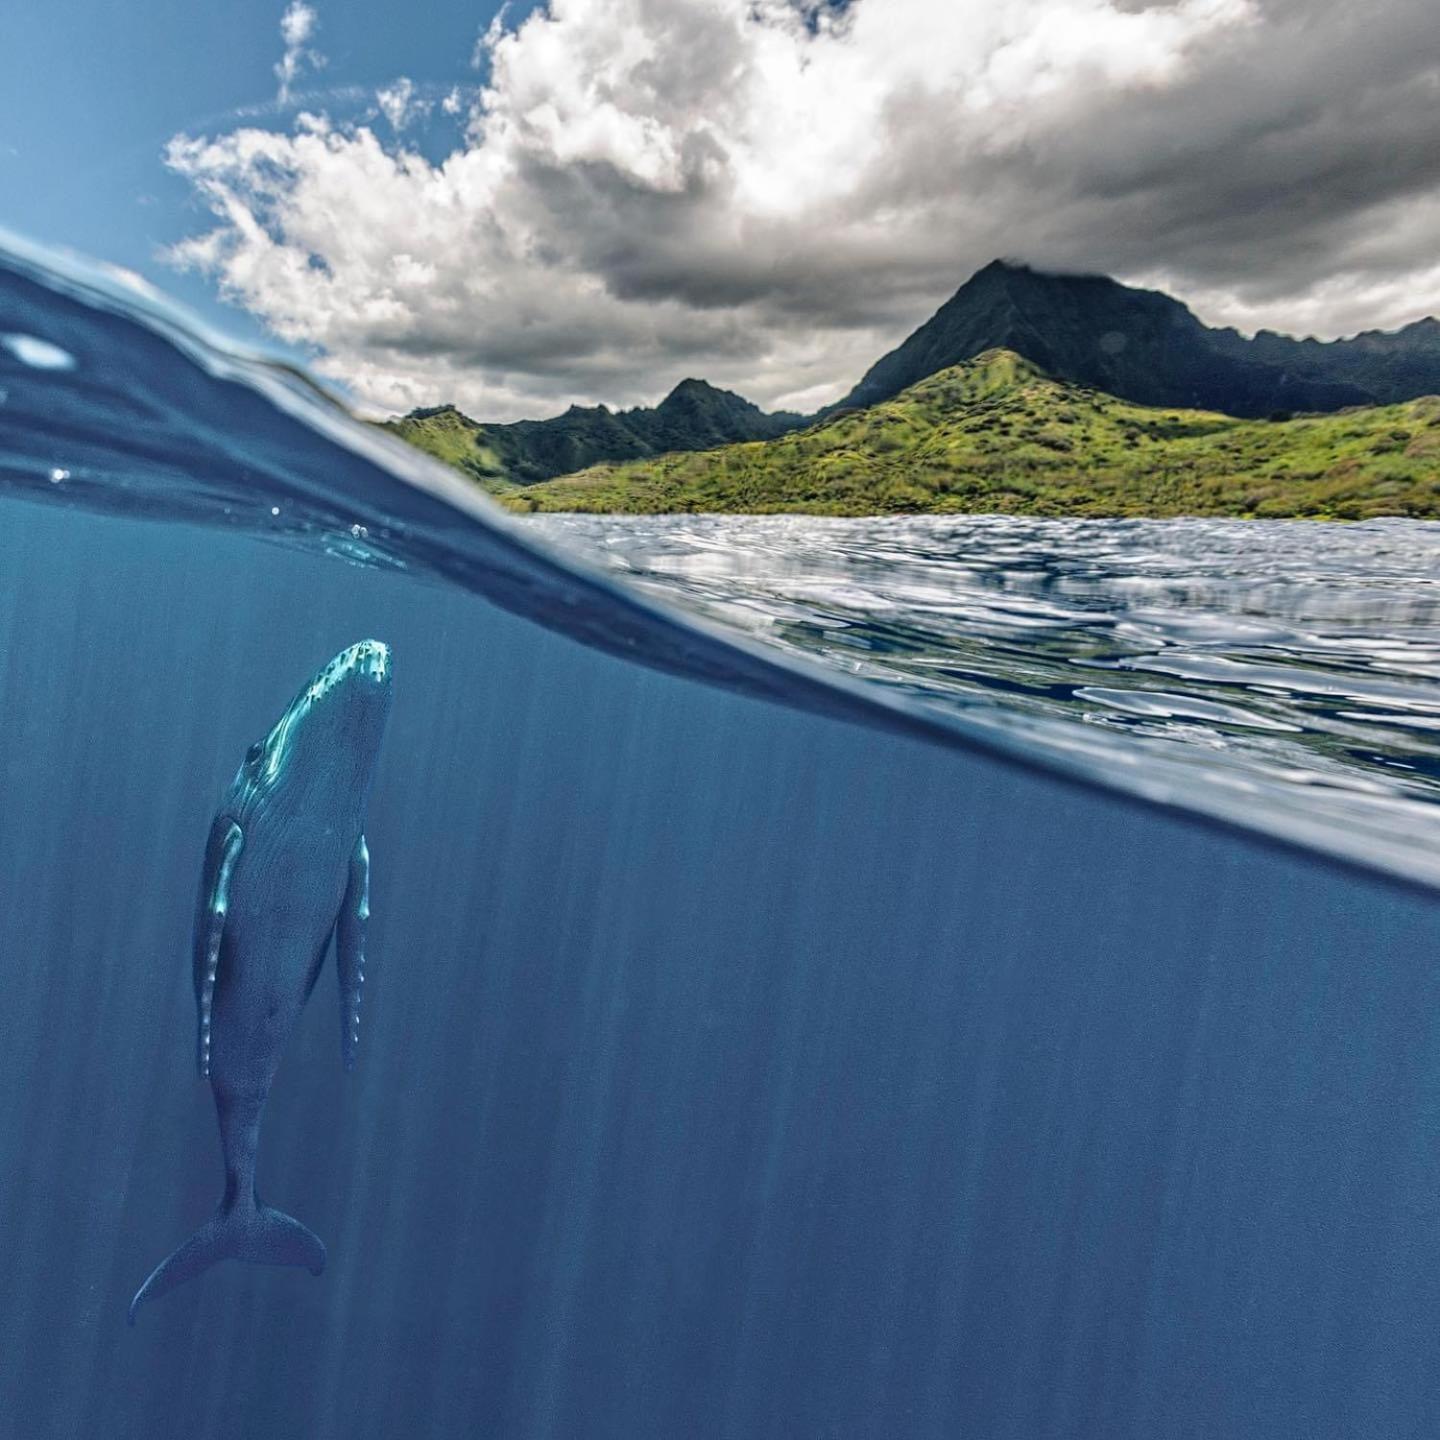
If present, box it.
[2,0,1439,420]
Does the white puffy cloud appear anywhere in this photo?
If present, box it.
[168,0,1440,420]
[375,78,432,132]
[275,2,324,106]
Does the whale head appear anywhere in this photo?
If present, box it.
[240,640,393,817]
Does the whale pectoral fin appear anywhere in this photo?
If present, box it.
[195,819,244,1080]
[336,833,370,1073]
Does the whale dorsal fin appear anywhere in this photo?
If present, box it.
[336,834,369,1072]
[195,819,244,1079]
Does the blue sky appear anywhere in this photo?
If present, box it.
[2,1,1436,420]
[0,0,532,350]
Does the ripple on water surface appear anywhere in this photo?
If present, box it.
[533,513,1440,885]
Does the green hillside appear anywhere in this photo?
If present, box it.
[383,405,521,491]
[497,351,1440,519]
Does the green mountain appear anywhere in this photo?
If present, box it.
[385,378,802,487]
[384,262,1440,517]
[836,261,1439,418]
[502,350,1440,519]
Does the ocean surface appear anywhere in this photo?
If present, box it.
[538,512,1440,886]
[3,237,1440,1440]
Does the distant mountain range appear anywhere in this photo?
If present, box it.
[386,259,1440,512]
[1208,314,1440,406]
[505,349,1440,520]
[388,378,802,489]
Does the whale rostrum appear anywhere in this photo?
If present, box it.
[129,639,393,1323]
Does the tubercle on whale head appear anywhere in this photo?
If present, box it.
[340,638,390,684]
[306,638,391,699]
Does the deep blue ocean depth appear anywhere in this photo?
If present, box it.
[4,244,1440,1440]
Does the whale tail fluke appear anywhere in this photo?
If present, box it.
[127,1201,326,1324]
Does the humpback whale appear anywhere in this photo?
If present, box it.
[128,639,393,1323]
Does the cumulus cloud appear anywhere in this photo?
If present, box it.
[168,0,1440,420]
[274,2,325,106]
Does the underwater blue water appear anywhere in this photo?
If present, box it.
[3,240,1440,1439]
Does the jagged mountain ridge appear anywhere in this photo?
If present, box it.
[1209,316,1440,403]
[833,261,1436,418]
[390,378,803,487]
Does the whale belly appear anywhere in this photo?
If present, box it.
[206,835,350,1093]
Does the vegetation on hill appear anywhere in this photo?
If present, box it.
[385,261,1440,510]
[384,263,1440,519]
[384,378,801,486]
[497,351,1440,520]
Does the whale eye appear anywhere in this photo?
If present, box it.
[246,742,265,766]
